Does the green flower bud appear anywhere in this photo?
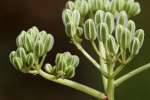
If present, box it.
[135,29,144,47]
[98,23,109,44]
[16,47,27,63]
[72,10,80,26]
[76,27,83,37]
[23,34,33,52]
[27,26,39,37]
[27,53,35,66]
[104,0,111,11]
[94,10,105,25]
[120,28,130,49]
[115,24,123,43]
[67,55,79,68]
[62,9,72,25]
[65,23,77,38]
[9,51,17,64]
[130,37,140,55]
[84,19,97,41]
[45,63,53,74]
[75,0,89,16]
[88,0,95,11]
[16,31,26,47]
[65,66,75,78]
[117,11,128,26]
[104,12,114,34]
[94,0,104,10]
[110,0,117,14]
[116,0,125,11]
[34,41,44,57]
[131,2,141,16]
[66,1,75,10]
[12,57,23,70]
[127,20,136,34]
[107,35,119,55]
[43,34,54,53]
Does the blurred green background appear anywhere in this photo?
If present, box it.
[0,0,150,100]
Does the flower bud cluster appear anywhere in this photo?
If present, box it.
[65,0,140,19]
[84,10,144,61]
[9,27,54,73]
[45,52,79,79]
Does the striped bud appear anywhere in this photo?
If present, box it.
[12,57,23,70]
[130,37,140,55]
[45,63,53,74]
[127,20,136,34]
[62,9,72,25]
[27,53,35,66]
[117,11,128,26]
[98,23,109,44]
[9,51,17,64]
[94,10,105,25]
[27,26,39,37]
[115,24,123,43]
[43,34,54,53]
[65,66,75,78]
[16,47,27,63]
[84,19,97,41]
[135,29,144,47]
[65,23,76,38]
[104,12,114,34]
[120,28,130,49]
[116,0,125,11]
[16,31,26,47]
[72,10,80,26]
[66,1,75,10]
[23,34,32,52]
[131,2,141,16]
[34,41,44,57]
[67,55,79,68]
[107,35,118,55]
[75,0,89,16]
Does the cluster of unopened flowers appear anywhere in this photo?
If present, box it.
[9,0,149,100]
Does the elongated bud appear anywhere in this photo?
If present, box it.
[104,12,114,34]
[62,9,72,25]
[94,0,104,10]
[34,41,44,57]
[65,23,76,38]
[107,35,118,55]
[116,0,125,11]
[67,55,79,68]
[45,63,53,74]
[65,66,75,78]
[43,34,54,53]
[115,24,123,43]
[23,34,32,52]
[16,47,27,63]
[72,10,80,26]
[27,26,39,37]
[132,2,141,16]
[66,1,75,10]
[98,23,109,44]
[120,28,130,50]
[135,29,144,47]
[16,31,26,47]
[130,37,140,55]
[94,10,105,25]
[12,57,23,70]
[27,53,35,66]
[117,11,128,26]
[127,20,136,34]
[104,0,111,11]
[75,0,89,16]
[9,51,17,64]
[84,19,97,41]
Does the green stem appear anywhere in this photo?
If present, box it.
[74,42,108,78]
[40,54,47,67]
[91,41,101,57]
[99,42,108,93]
[107,64,115,100]
[115,62,150,87]
[38,69,107,99]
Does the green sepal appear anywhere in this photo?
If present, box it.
[94,10,105,25]
[117,11,128,26]
[135,29,144,48]
[130,37,140,55]
[27,53,35,67]
[16,47,27,64]
[12,57,23,70]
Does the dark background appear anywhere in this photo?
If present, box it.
[0,0,150,100]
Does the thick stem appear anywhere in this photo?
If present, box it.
[99,41,108,93]
[38,70,107,99]
[107,65,115,100]
[115,62,150,87]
